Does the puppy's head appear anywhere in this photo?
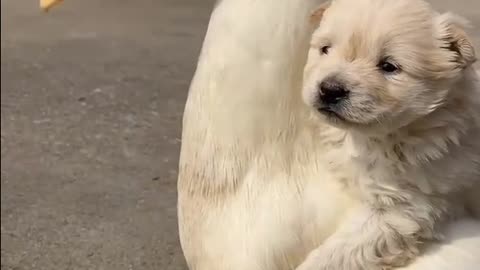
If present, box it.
[303,0,476,132]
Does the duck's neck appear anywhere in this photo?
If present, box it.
[180,0,324,194]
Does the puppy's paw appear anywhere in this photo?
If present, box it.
[296,241,382,270]
[296,234,419,270]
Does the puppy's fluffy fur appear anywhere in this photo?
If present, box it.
[299,0,480,269]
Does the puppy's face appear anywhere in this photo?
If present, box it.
[303,0,476,132]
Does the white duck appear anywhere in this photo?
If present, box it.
[178,0,480,269]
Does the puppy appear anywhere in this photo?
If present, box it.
[298,0,480,269]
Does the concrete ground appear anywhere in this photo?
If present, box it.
[0,1,478,270]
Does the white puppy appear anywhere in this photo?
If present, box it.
[299,0,480,269]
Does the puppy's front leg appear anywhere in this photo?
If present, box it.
[296,206,423,270]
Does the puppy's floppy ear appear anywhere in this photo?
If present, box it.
[436,13,477,68]
[310,1,331,26]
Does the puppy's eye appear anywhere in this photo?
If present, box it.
[378,60,399,73]
[320,46,331,55]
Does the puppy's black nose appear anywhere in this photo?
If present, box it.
[319,79,349,105]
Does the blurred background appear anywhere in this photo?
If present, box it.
[1,1,478,270]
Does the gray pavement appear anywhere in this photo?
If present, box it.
[1,1,478,270]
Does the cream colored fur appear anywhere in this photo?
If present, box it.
[177,0,480,270]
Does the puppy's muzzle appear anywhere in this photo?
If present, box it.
[318,78,349,105]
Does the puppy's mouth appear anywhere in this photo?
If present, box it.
[316,106,348,122]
